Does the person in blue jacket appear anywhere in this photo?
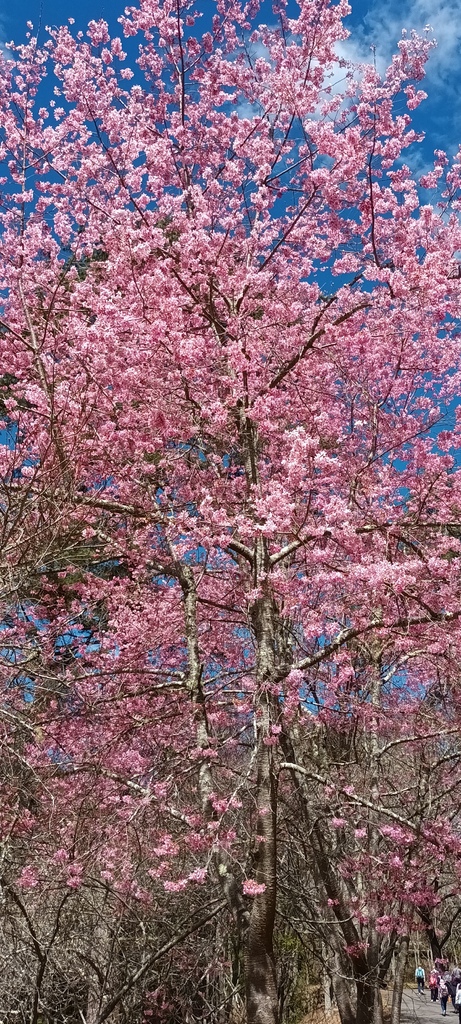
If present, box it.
[415,965,425,993]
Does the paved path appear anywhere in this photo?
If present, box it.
[400,988,460,1022]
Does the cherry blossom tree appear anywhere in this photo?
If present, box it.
[279,641,461,1024]
[2,0,461,1021]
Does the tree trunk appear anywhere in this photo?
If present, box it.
[244,733,279,1024]
[245,592,280,1024]
[331,969,356,1024]
[86,914,112,1024]
[356,980,376,1024]
[322,943,333,1013]
[418,908,443,961]
[373,985,384,1024]
[390,935,410,1024]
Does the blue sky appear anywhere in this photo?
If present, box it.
[344,0,461,160]
[2,0,460,164]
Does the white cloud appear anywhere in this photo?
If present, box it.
[335,0,461,148]
[0,15,9,59]
[347,0,461,87]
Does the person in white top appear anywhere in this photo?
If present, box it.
[455,980,461,1021]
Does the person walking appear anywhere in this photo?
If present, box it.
[430,968,441,1001]
[439,976,449,1016]
[415,965,425,993]
[455,979,461,1021]
[452,968,461,1011]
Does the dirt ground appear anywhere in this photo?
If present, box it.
[300,1008,341,1024]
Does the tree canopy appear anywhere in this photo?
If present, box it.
[1,2,461,1022]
